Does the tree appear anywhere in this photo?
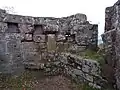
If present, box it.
[1,6,17,14]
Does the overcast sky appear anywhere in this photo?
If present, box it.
[0,0,118,39]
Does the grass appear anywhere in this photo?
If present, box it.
[0,71,35,89]
[71,83,100,90]
[83,49,103,60]
[0,71,113,90]
[64,48,105,66]
[82,84,99,90]
[72,83,114,90]
[0,71,100,90]
[81,49,105,66]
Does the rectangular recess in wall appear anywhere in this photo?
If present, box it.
[6,22,20,33]
[34,25,43,34]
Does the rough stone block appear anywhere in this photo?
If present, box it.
[44,24,59,32]
[74,13,87,22]
[5,34,21,54]
[102,29,116,47]
[33,34,46,43]
[21,42,39,52]
[56,34,66,41]
[72,69,83,75]
[5,33,21,53]
[39,43,46,49]
[0,33,5,41]
[68,44,86,53]
[0,22,8,33]
[63,43,69,51]
[23,52,41,63]
[41,52,47,60]
[4,14,34,24]
[82,59,100,75]
[5,14,22,23]
[7,40,21,53]
[12,53,23,63]
[82,64,91,73]
[23,16,34,24]
[75,34,88,45]
[5,33,21,41]
[25,34,32,40]
[34,17,45,24]
[0,10,7,22]
[56,42,64,52]
[18,24,34,33]
[85,74,93,82]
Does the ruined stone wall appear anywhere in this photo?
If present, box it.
[0,9,98,75]
[25,53,105,89]
[102,0,120,89]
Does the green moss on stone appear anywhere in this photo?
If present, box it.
[81,49,105,66]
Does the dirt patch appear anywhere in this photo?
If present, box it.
[34,75,78,90]
[0,71,98,90]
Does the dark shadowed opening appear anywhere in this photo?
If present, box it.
[7,22,20,33]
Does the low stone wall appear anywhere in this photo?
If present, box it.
[25,53,105,89]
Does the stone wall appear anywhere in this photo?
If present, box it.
[0,9,98,75]
[102,0,120,89]
[25,53,105,89]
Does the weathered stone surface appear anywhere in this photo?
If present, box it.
[0,9,7,22]
[21,42,39,52]
[0,33,23,75]
[0,8,99,89]
[68,44,86,53]
[0,22,8,33]
[18,24,34,33]
[23,52,41,63]
[25,34,32,40]
[33,35,45,43]
[73,69,83,75]
[102,0,120,89]
[44,24,59,32]
[56,34,66,41]
[29,53,104,89]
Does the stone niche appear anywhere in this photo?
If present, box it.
[34,25,43,35]
[6,22,20,33]
[33,24,45,43]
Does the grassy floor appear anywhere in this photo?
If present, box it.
[71,83,100,90]
[73,49,105,66]
[0,71,35,89]
[0,71,101,90]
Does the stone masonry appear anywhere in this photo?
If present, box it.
[24,53,105,89]
[0,9,98,75]
[102,0,120,89]
[0,8,102,89]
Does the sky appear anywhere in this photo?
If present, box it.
[0,0,118,39]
